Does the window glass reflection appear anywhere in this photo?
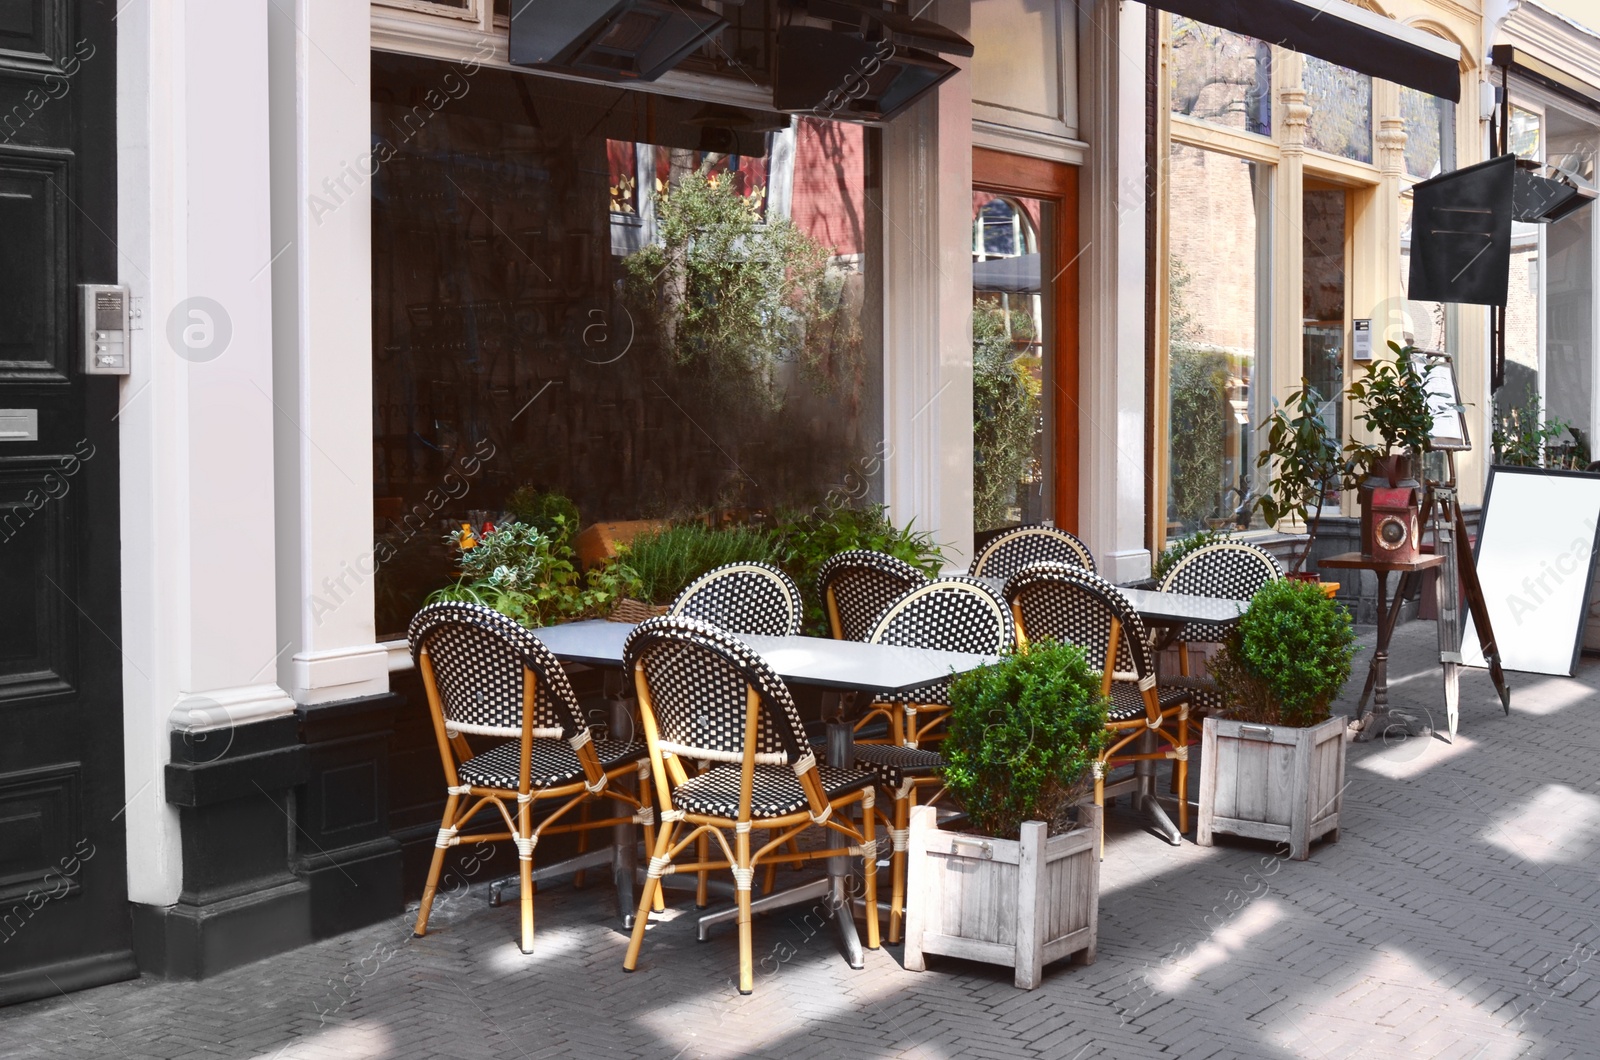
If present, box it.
[1169,15,1272,137]
[1303,56,1372,164]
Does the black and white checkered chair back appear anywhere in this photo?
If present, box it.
[668,562,803,637]
[407,602,582,740]
[817,550,929,641]
[1159,542,1282,642]
[1003,563,1155,683]
[869,576,1016,656]
[623,616,810,767]
[968,524,1095,579]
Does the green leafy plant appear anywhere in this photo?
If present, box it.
[620,522,783,606]
[1153,528,1233,583]
[1209,579,1355,727]
[972,303,1042,532]
[1345,342,1433,476]
[504,487,580,544]
[1168,345,1232,531]
[1253,380,1347,573]
[1493,396,1588,469]
[769,504,945,636]
[428,520,639,627]
[623,166,837,408]
[941,640,1110,839]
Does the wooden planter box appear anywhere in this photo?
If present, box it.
[903,803,1099,989]
[1196,714,1347,861]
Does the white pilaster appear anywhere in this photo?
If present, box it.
[118,0,291,906]
[269,1,388,705]
[882,12,976,569]
[1078,0,1150,582]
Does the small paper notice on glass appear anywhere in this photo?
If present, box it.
[1414,351,1470,452]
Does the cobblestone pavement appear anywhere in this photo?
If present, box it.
[4,623,1600,1059]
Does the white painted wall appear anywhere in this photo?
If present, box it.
[118,0,293,906]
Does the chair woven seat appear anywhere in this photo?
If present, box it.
[851,744,944,788]
[1109,682,1189,722]
[456,737,648,791]
[670,763,875,819]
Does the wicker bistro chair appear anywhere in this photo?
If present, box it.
[668,561,803,636]
[621,616,880,995]
[968,523,1095,579]
[817,550,930,642]
[817,550,931,744]
[1002,563,1192,853]
[849,576,1016,943]
[1157,541,1282,650]
[407,602,655,955]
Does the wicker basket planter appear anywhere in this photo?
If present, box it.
[608,598,669,624]
[1196,714,1347,861]
[902,803,1099,989]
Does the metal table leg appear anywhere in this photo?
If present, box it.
[1133,730,1181,845]
[1355,571,1431,742]
[609,685,639,928]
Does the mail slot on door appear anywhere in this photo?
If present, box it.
[0,408,39,442]
[81,284,131,375]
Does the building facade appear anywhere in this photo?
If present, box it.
[12,0,1594,1002]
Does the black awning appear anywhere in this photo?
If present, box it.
[1148,0,1462,102]
[1492,45,1600,117]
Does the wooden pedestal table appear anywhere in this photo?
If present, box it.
[1317,552,1445,741]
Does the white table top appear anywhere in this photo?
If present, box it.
[531,620,998,695]
[969,576,1248,625]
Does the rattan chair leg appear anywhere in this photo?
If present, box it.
[736,830,755,995]
[862,795,880,951]
[1095,771,1106,861]
[762,830,779,895]
[518,798,535,954]
[413,793,460,938]
[696,833,711,909]
[1176,713,1190,834]
[624,821,676,972]
[888,793,908,944]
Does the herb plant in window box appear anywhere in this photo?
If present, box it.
[903,640,1108,989]
[1197,579,1355,860]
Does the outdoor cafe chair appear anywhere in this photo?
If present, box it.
[967,523,1095,579]
[817,549,930,745]
[621,616,880,995]
[1157,540,1282,650]
[668,561,803,637]
[849,576,1016,943]
[818,549,929,642]
[1003,563,1191,852]
[407,602,655,955]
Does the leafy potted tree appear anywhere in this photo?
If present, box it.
[1253,379,1346,582]
[1345,342,1434,556]
[1197,579,1356,860]
[903,640,1107,989]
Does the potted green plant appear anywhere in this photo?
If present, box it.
[427,520,638,627]
[1253,380,1347,579]
[1197,579,1356,860]
[1345,342,1434,555]
[903,640,1108,989]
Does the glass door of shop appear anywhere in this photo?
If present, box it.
[971,149,1079,537]
[1302,182,1349,512]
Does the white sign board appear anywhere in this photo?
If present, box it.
[1462,467,1600,676]
[1417,353,1469,451]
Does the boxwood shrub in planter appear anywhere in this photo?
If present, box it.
[904,640,1108,989]
[1198,578,1356,860]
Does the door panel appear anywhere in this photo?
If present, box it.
[0,0,129,1004]
[972,148,1080,533]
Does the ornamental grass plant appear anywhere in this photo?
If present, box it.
[941,640,1110,840]
[1209,578,1356,727]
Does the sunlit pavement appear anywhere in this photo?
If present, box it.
[4,621,1598,1059]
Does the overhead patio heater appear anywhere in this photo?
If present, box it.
[773,0,974,122]
[508,0,729,83]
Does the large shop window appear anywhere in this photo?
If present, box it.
[370,55,882,636]
[1495,101,1597,461]
[1165,143,1271,537]
[1168,16,1271,137]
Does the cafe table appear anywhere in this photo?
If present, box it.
[492,618,999,969]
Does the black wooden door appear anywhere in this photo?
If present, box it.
[0,0,132,1003]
